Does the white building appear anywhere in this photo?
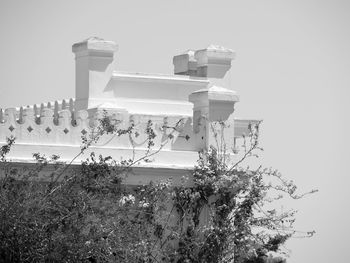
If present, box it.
[0,37,257,185]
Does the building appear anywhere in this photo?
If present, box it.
[0,37,258,185]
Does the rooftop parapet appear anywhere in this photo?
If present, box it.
[0,100,194,152]
[72,38,210,117]
[0,38,258,174]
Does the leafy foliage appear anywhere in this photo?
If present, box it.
[0,113,316,262]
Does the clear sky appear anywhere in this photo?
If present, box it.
[0,0,349,262]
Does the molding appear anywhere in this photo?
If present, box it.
[112,71,209,86]
[0,161,194,186]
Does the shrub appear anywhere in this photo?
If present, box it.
[0,115,316,262]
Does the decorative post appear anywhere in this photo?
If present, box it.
[72,37,118,112]
[189,86,239,151]
[185,45,239,151]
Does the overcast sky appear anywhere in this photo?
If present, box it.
[0,1,349,262]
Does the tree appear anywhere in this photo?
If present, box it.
[0,113,316,262]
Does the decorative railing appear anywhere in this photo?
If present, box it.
[0,99,193,152]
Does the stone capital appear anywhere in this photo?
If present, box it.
[72,37,118,57]
[195,45,235,78]
[189,85,239,107]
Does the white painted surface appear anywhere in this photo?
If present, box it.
[0,37,255,179]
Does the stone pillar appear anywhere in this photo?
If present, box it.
[72,37,118,112]
[189,86,239,151]
[178,44,239,151]
[173,45,235,83]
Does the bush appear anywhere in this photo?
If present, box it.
[0,115,316,262]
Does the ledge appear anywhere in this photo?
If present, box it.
[112,71,209,86]
[0,160,194,186]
